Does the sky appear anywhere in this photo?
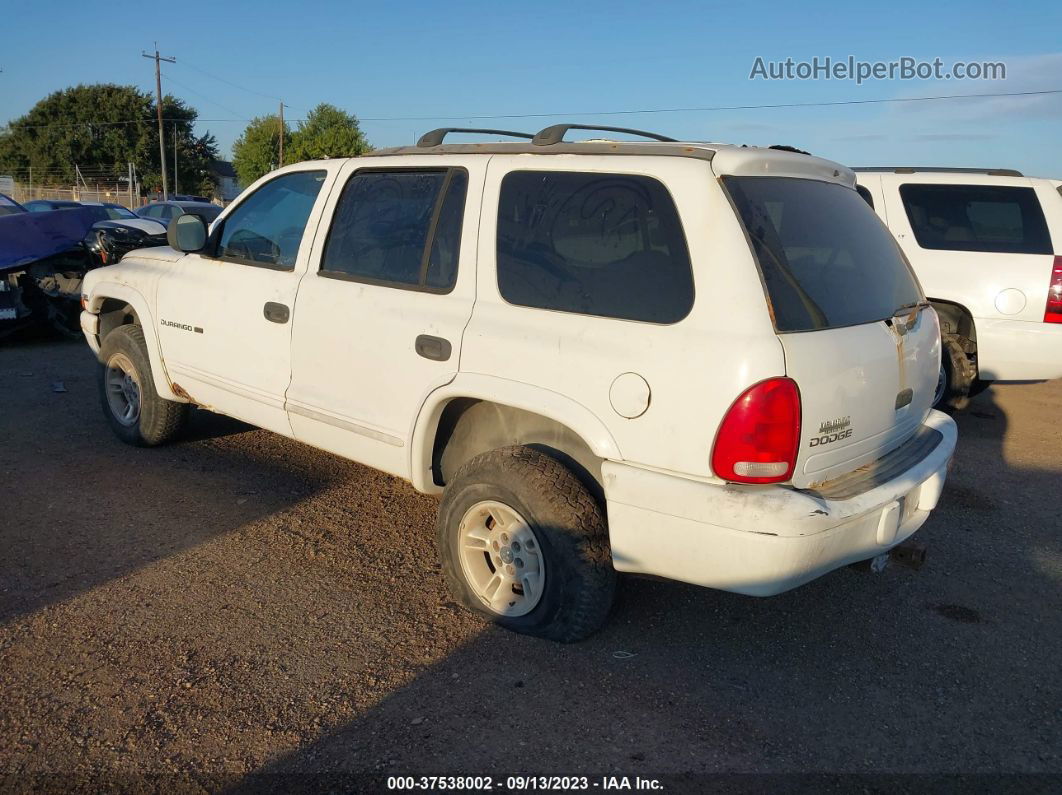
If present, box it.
[2,0,1060,176]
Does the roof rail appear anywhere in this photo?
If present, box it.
[853,166,1024,177]
[416,128,534,148]
[532,124,676,146]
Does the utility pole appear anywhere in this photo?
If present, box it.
[128,162,133,208]
[142,45,176,200]
[278,101,285,167]
[173,122,178,196]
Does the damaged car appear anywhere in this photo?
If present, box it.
[1,203,168,337]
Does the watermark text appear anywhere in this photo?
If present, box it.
[749,56,1006,84]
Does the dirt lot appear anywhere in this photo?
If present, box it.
[1,337,1060,790]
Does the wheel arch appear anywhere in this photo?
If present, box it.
[87,283,183,402]
[410,375,622,498]
[928,298,977,344]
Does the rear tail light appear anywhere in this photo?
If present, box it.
[1045,256,1062,324]
[711,377,801,484]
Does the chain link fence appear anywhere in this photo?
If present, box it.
[6,182,146,209]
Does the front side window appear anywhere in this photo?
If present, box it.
[725,176,923,332]
[900,183,1052,254]
[496,171,694,323]
[321,169,468,291]
[216,170,326,268]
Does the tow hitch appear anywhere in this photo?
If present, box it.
[889,540,927,570]
[851,541,927,574]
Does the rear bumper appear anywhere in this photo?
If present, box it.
[975,317,1062,382]
[604,410,956,596]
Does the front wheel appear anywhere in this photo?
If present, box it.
[98,324,188,446]
[436,446,615,643]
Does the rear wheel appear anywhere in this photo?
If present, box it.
[436,446,615,642]
[98,324,188,446]
[934,334,975,412]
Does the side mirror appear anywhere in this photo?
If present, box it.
[167,213,208,252]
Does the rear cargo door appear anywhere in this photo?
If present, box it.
[724,176,938,489]
[777,307,939,488]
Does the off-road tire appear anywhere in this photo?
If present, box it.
[98,324,188,446]
[437,445,616,642]
[935,334,976,412]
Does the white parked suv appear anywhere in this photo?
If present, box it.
[80,124,957,641]
[855,167,1062,409]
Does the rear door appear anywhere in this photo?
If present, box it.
[724,176,938,488]
[285,157,482,479]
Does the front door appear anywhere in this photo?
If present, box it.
[155,168,335,434]
[286,158,482,477]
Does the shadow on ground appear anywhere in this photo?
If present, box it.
[0,339,327,623]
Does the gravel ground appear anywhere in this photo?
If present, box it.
[1,338,1059,791]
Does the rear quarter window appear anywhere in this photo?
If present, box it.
[724,176,923,333]
[900,183,1052,254]
[496,171,694,324]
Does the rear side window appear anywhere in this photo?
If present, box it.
[900,183,1052,254]
[321,169,467,291]
[496,171,694,324]
[725,176,922,333]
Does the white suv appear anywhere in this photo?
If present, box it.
[855,168,1062,409]
[79,124,957,641]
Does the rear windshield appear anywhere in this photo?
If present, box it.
[724,176,922,332]
[899,183,1052,255]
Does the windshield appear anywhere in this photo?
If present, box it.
[0,194,25,216]
[105,205,137,220]
[725,176,923,332]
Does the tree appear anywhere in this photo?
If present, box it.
[0,84,218,196]
[287,103,370,162]
[232,115,287,187]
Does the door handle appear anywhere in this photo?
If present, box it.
[415,334,452,362]
[263,302,290,324]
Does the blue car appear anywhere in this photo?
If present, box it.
[136,200,222,229]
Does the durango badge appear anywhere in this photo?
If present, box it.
[810,416,853,447]
[160,319,203,334]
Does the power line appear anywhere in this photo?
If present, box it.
[174,60,288,105]
[355,87,1062,122]
[3,87,1059,132]
[161,71,246,118]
